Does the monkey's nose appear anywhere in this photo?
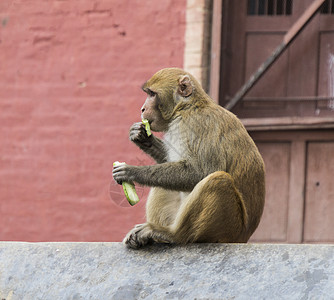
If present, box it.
[141,106,145,113]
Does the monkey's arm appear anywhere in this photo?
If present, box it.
[129,122,167,163]
[113,161,203,192]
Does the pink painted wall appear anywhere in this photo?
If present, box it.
[0,1,186,241]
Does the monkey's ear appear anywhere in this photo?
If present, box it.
[178,75,193,97]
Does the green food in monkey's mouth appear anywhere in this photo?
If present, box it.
[113,161,139,206]
[142,119,151,136]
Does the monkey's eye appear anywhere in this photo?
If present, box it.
[147,89,156,97]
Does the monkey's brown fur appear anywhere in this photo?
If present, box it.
[113,68,265,248]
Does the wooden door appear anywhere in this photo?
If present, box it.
[248,131,334,243]
[217,0,334,243]
[220,0,334,118]
[218,1,334,243]
[303,142,334,242]
[250,142,291,242]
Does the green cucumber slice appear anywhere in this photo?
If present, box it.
[121,182,139,206]
[142,119,152,136]
[113,161,140,206]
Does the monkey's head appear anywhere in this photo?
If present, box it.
[141,68,204,132]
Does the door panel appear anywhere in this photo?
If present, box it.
[317,32,334,110]
[221,0,334,118]
[248,131,334,243]
[245,33,288,98]
[304,142,334,242]
[250,142,290,242]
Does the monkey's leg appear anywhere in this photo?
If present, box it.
[146,187,182,226]
[123,172,248,249]
[123,188,181,249]
[170,171,248,244]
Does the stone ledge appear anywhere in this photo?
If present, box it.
[0,242,334,299]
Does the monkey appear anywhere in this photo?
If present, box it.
[112,68,265,249]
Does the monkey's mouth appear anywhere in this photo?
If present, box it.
[142,116,152,125]
[147,120,153,128]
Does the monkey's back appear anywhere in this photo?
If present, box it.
[218,107,265,237]
[177,101,265,237]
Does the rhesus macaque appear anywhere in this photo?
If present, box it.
[113,68,265,249]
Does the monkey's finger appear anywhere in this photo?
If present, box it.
[130,127,151,144]
[129,122,145,134]
[112,166,122,174]
[112,169,123,185]
[130,122,144,129]
[113,167,131,184]
[129,130,145,141]
[112,173,125,185]
[130,123,146,134]
[112,166,124,176]
[114,179,122,185]
[112,167,126,177]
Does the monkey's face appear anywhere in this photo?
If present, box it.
[141,91,169,132]
[140,68,196,132]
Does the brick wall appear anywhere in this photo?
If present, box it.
[184,0,212,92]
[0,0,186,241]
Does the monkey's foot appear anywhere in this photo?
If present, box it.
[123,223,154,249]
[123,223,174,249]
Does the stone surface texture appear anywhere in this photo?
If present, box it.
[1,242,334,299]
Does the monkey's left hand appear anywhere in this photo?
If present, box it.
[112,163,138,185]
[129,122,152,147]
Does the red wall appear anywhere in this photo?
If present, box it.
[0,1,186,241]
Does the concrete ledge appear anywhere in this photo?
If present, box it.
[1,242,334,299]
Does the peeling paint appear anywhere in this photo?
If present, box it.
[1,17,9,27]
[327,53,334,110]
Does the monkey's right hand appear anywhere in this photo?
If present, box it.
[129,122,152,147]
